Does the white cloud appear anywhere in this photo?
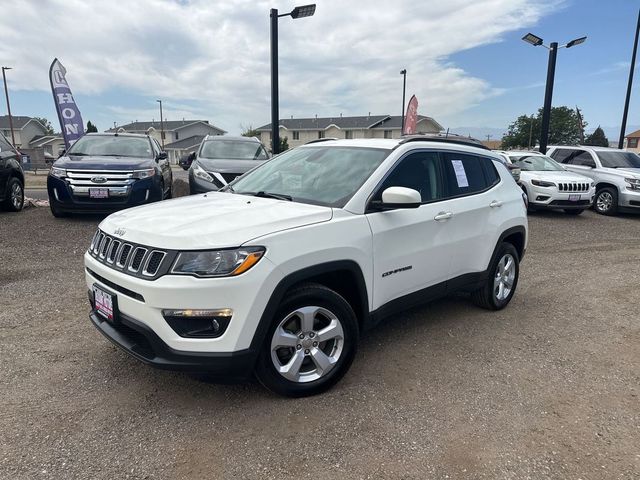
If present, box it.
[0,0,560,133]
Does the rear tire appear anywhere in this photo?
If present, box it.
[471,242,520,310]
[3,177,24,212]
[255,283,358,397]
[563,209,584,215]
[594,187,618,216]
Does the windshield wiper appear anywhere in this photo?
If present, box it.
[69,152,90,156]
[253,191,292,201]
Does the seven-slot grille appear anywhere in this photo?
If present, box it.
[89,230,167,278]
[558,182,590,192]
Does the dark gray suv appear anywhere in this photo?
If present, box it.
[0,131,24,212]
[187,136,270,194]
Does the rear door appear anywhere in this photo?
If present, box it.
[550,148,598,181]
[366,150,453,310]
[439,152,503,278]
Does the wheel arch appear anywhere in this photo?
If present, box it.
[494,226,526,263]
[248,260,369,352]
[595,181,619,193]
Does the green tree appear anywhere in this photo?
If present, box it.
[584,126,609,147]
[86,121,98,133]
[240,124,260,138]
[33,117,54,134]
[501,106,586,149]
[279,136,289,152]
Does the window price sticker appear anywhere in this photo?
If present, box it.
[451,160,469,188]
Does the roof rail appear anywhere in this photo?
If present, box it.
[304,137,339,145]
[398,133,489,150]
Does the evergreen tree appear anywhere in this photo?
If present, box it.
[584,126,609,147]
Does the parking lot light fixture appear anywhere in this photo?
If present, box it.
[522,33,587,154]
[400,69,407,132]
[270,4,316,155]
[156,99,164,149]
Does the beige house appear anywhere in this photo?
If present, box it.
[0,115,49,149]
[256,114,443,150]
[624,129,640,153]
[106,120,226,150]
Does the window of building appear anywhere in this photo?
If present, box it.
[318,131,325,139]
[175,132,179,140]
[384,130,392,139]
[293,131,300,140]
[628,137,638,148]
[345,130,353,139]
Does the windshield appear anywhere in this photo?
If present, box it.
[200,140,268,160]
[229,146,390,207]
[596,151,640,168]
[68,135,153,158]
[509,154,564,171]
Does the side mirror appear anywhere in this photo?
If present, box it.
[371,187,421,210]
[156,151,168,161]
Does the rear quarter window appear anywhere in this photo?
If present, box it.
[442,152,495,197]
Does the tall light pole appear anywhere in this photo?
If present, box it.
[2,67,16,147]
[522,33,587,154]
[619,9,640,149]
[400,69,407,133]
[156,99,165,148]
[270,4,316,154]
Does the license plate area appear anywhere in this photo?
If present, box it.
[93,284,118,323]
[89,188,109,199]
[568,194,580,201]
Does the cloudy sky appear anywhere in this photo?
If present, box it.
[0,0,638,136]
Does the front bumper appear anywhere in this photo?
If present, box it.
[619,188,640,208]
[48,175,162,213]
[527,186,595,210]
[89,307,257,377]
[188,170,220,194]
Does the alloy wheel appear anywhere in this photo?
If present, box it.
[596,191,612,212]
[493,253,516,301]
[11,182,23,210]
[270,306,344,383]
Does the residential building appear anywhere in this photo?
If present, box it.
[29,134,65,156]
[256,114,443,150]
[0,115,49,149]
[624,129,640,152]
[106,120,226,149]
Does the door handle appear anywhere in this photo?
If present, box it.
[434,211,453,221]
[490,200,503,208]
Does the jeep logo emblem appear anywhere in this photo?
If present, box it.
[113,228,126,237]
[92,176,107,184]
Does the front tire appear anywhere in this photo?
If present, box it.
[255,283,358,397]
[3,178,24,212]
[471,242,520,310]
[594,187,618,216]
[563,209,584,215]
[49,201,68,218]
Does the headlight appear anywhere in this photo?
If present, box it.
[531,179,555,187]
[624,177,640,190]
[193,162,214,183]
[132,169,156,179]
[50,167,66,178]
[171,247,265,277]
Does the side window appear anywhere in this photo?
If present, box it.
[572,151,596,167]
[549,148,572,163]
[442,153,490,197]
[375,151,443,203]
[481,158,500,186]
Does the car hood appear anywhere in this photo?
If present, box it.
[610,167,640,178]
[99,192,333,250]
[54,155,155,170]
[196,157,267,174]
[522,170,592,183]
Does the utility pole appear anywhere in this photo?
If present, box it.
[619,8,640,149]
[576,106,585,144]
[1,67,16,147]
[528,115,534,149]
[156,99,165,148]
[400,69,407,132]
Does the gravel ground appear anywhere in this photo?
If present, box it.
[0,207,638,479]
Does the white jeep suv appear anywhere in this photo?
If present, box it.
[547,145,640,215]
[85,137,528,397]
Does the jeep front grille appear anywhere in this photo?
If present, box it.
[87,229,171,279]
[558,182,590,192]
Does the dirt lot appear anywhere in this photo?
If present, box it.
[0,207,638,479]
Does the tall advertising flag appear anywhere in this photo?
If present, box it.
[49,58,85,149]
[403,95,419,135]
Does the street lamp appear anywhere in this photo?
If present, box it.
[270,4,316,154]
[522,33,587,154]
[400,69,407,133]
[1,66,16,147]
[619,9,640,149]
[156,99,164,149]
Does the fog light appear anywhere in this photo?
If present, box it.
[162,308,233,338]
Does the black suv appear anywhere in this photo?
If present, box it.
[185,136,270,194]
[47,133,172,217]
[0,131,24,212]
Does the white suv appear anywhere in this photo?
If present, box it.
[547,145,640,215]
[85,138,528,397]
